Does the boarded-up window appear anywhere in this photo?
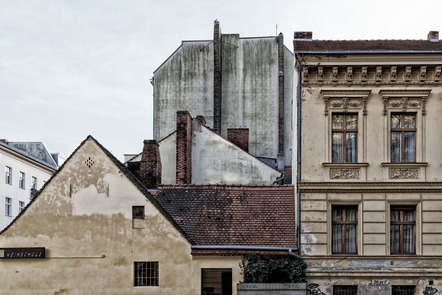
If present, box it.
[333,285,357,295]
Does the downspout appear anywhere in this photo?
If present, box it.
[272,172,285,185]
[296,59,302,254]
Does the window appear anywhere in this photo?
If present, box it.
[31,177,37,190]
[202,268,232,295]
[5,166,12,184]
[332,114,357,163]
[134,261,159,287]
[5,197,11,217]
[391,113,416,163]
[392,286,415,295]
[132,206,145,219]
[391,206,415,254]
[333,285,357,295]
[19,201,25,213]
[332,206,357,254]
[19,172,25,189]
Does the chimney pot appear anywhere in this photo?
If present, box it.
[294,31,313,40]
[428,31,439,42]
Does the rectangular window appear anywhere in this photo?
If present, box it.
[332,206,357,254]
[132,206,145,219]
[202,268,232,295]
[32,177,37,190]
[332,114,358,163]
[134,261,159,287]
[5,197,11,217]
[19,172,25,189]
[5,166,12,184]
[392,286,415,295]
[333,285,357,295]
[391,206,415,254]
[19,201,25,213]
[391,113,416,163]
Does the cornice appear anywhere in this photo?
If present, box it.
[298,181,442,193]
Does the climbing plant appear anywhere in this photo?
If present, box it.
[239,254,307,283]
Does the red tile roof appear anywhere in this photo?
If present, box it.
[294,40,442,53]
[155,185,296,249]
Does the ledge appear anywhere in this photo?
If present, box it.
[381,162,428,168]
[323,162,369,168]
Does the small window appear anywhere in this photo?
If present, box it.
[202,268,232,295]
[332,113,358,163]
[132,206,145,219]
[391,206,416,254]
[391,113,416,163]
[19,201,25,213]
[332,206,358,254]
[333,285,357,295]
[19,172,25,189]
[134,261,159,287]
[31,177,37,190]
[5,197,11,217]
[5,166,12,185]
[392,286,415,295]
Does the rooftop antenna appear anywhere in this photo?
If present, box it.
[276,24,278,36]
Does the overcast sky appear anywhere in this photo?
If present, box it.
[1,0,441,162]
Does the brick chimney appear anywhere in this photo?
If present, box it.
[213,20,222,134]
[227,128,249,153]
[176,111,192,184]
[294,31,313,40]
[0,139,8,144]
[428,31,439,42]
[128,140,162,189]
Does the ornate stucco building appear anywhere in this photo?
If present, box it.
[295,31,442,295]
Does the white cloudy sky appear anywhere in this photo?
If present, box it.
[1,0,441,161]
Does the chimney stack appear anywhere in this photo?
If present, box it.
[176,111,192,184]
[227,128,249,153]
[294,31,313,40]
[428,31,439,42]
[129,140,162,189]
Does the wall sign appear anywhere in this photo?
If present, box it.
[0,247,45,259]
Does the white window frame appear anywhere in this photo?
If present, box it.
[19,171,25,189]
[19,201,25,213]
[5,166,12,185]
[5,197,12,217]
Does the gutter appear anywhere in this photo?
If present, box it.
[191,245,300,258]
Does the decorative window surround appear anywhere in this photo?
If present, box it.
[380,89,431,115]
[321,90,371,116]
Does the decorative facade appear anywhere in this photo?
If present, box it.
[295,32,442,294]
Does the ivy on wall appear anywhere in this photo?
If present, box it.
[240,254,307,283]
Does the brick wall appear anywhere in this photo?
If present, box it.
[176,111,192,184]
[227,128,249,153]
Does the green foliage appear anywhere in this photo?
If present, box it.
[239,254,307,283]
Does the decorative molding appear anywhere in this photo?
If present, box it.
[380,89,431,115]
[330,168,360,179]
[389,168,419,179]
[302,65,442,86]
[322,162,369,167]
[321,89,371,116]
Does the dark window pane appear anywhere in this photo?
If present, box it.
[345,224,357,253]
[390,225,400,254]
[332,224,343,253]
[391,132,402,162]
[346,133,357,162]
[332,133,344,162]
[404,132,415,162]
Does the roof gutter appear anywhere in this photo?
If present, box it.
[295,50,442,54]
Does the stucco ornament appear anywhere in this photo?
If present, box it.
[307,283,325,295]
[330,168,360,179]
[390,168,419,179]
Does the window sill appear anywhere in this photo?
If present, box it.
[323,162,369,168]
[381,162,428,168]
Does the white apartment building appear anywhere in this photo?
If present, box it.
[0,140,59,230]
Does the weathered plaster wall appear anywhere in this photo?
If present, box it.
[158,132,177,184]
[0,138,194,294]
[154,41,214,141]
[191,119,281,185]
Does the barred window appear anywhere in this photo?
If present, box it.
[333,285,357,295]
[134,261,159,287]
[392,286,415,295]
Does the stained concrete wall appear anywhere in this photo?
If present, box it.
[158,118,281,185]
[0,138,195,294]
[153,35,294,170]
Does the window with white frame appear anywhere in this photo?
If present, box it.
[31,176,37,190]
[19,172,25,189]
[5,197,12,217]
[5,166,12,184]
[19,201,25,213]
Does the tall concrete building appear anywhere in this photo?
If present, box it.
[295,31,442,295]
[152,21,294,181]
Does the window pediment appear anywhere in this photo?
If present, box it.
[380,89,431,115]
[321,90,371,116]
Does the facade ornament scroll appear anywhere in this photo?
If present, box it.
[317,66,323,82]
[332,67,338,82]
[376,66,382,83]
[302,67,309,83]
[361,66,368,83]
[330,168,360,179]
[390,168,419,179]
[420,66,427,82]
[321,90,371,116]
[405,66,412,82]
[347,67,353,83]
[435,66,441,82]
[390,66,397,83]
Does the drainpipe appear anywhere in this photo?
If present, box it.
[296,65,302,255]
[272,172,285,185]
